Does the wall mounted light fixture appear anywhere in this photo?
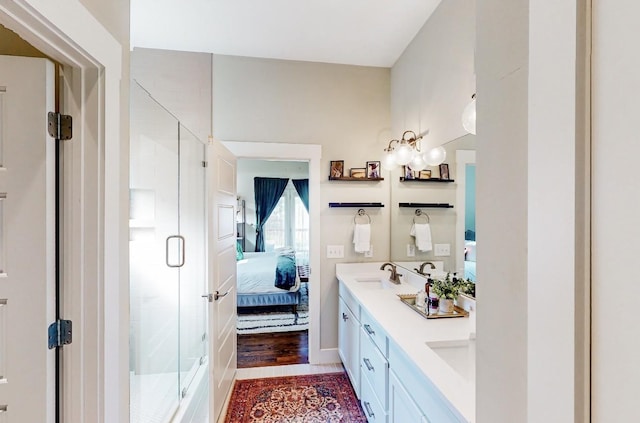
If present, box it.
[382,130,446,171]
[462,93,476,135]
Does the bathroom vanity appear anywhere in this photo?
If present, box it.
[336,262,475,423]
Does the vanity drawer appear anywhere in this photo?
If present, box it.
[360,307,388,356]
[361,373,387,423]
[339,281,360,319]
[360,326,388,408]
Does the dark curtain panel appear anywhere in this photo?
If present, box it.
[254,177,289,252]
[292,179,309,212]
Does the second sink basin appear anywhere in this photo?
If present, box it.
[426,339,476,383]
[354,274,396,289]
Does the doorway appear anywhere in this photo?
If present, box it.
[235,159,310,368]
[222,141,322,365]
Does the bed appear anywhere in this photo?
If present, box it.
[236,251,301,313]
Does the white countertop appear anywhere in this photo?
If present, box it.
[336,262,475,423]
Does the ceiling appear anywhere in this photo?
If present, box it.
[130,0,442,68]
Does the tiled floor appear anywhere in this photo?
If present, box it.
[216,363,344,422]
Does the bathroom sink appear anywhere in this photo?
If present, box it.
[353,275,395,289]
[426,339,476,382]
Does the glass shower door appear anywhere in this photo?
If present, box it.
[178,124,208,397]
[129,83,181,423]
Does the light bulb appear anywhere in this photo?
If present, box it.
[409,153,428,171]
[382,150,398,171]
[462,97,476,135]
[394,141,415,165]
[423,146,447,166]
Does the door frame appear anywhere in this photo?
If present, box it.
[0,2,125,422]
[223,141,325,363]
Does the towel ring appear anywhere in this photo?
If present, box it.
[413,209,430,224]
[354,208,371,224]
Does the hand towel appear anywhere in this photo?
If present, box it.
[353,223,371,253]
[410,223,433,252]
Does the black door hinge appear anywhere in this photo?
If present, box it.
[48,320,72,349]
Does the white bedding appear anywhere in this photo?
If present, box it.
[237,252,300,294]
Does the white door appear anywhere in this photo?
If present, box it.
[0,56,56,421]
[207,139,237,421]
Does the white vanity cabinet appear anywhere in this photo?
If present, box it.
[338,286,361,397]
[389,370,428,423]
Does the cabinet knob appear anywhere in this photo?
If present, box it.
[342,312,348,321]
[364,324,375,335]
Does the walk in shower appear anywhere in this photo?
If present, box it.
[130,81,208,423]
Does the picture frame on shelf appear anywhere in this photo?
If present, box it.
[439,163,450,180]
[366,161,381,179]
[330,160,344,178]
[419,170,432,180]
[403,165,416,180]
[350,168,366,179]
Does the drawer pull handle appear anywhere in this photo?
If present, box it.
[342,312,348,321]
[363,358,374,371]
[364,324,375,335]
[364,401,375,418]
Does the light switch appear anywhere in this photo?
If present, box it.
[434,243,451,256]
[326,245,344,258]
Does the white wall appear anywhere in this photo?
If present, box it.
[389,0,476,270]
[213,55,391,349]
[592,2,640,421]
[237,159,309,250]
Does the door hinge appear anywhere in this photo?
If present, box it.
[48,319,72,349]
[47,112,73,141]
[202,161,208,167]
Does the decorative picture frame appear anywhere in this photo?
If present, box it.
[403,165,415,180]
[419,170,432,180]
[330,160,344,178]
[366,161,381,179]
[439,163,450,180]
[350,168,366,179]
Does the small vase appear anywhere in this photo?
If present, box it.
[439,298,454,313]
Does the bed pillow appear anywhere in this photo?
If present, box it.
[236,241,244,261]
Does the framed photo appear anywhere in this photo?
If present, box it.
[403,165,415,180]
[419,170,432,180]
[330,160,344,178]
[350,168,366,179]
[439,163,450,180]
[366,161,381,179]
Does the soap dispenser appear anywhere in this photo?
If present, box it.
[415,282,429,310]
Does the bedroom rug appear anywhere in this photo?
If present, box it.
[237,283,309,335]
[223,372,366,423]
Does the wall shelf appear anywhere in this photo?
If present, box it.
[399,177,454,183]
[398,202,453,209]
[329,202,384,208]
[329,177,384,181]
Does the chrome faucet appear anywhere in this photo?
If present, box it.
[380,262,402,284]
[414,261,436,276]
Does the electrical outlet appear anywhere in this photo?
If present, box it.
[406,244,415,257]
[326,245,344,258]
[434,243,451,256]
[365,245,373,258]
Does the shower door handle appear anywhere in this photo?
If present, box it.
[166,235,185,268]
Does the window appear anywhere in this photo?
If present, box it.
[263,183,309,262]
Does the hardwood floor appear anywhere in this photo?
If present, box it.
[237,330,309,368]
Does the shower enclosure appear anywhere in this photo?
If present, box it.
[129,82,208,423]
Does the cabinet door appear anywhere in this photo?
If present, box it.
[389,370,428,423]
[339,297,360,397]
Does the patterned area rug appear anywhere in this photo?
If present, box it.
[223,372,366,423]
[237,284,309,335]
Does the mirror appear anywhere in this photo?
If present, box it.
[390,134,476,285]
